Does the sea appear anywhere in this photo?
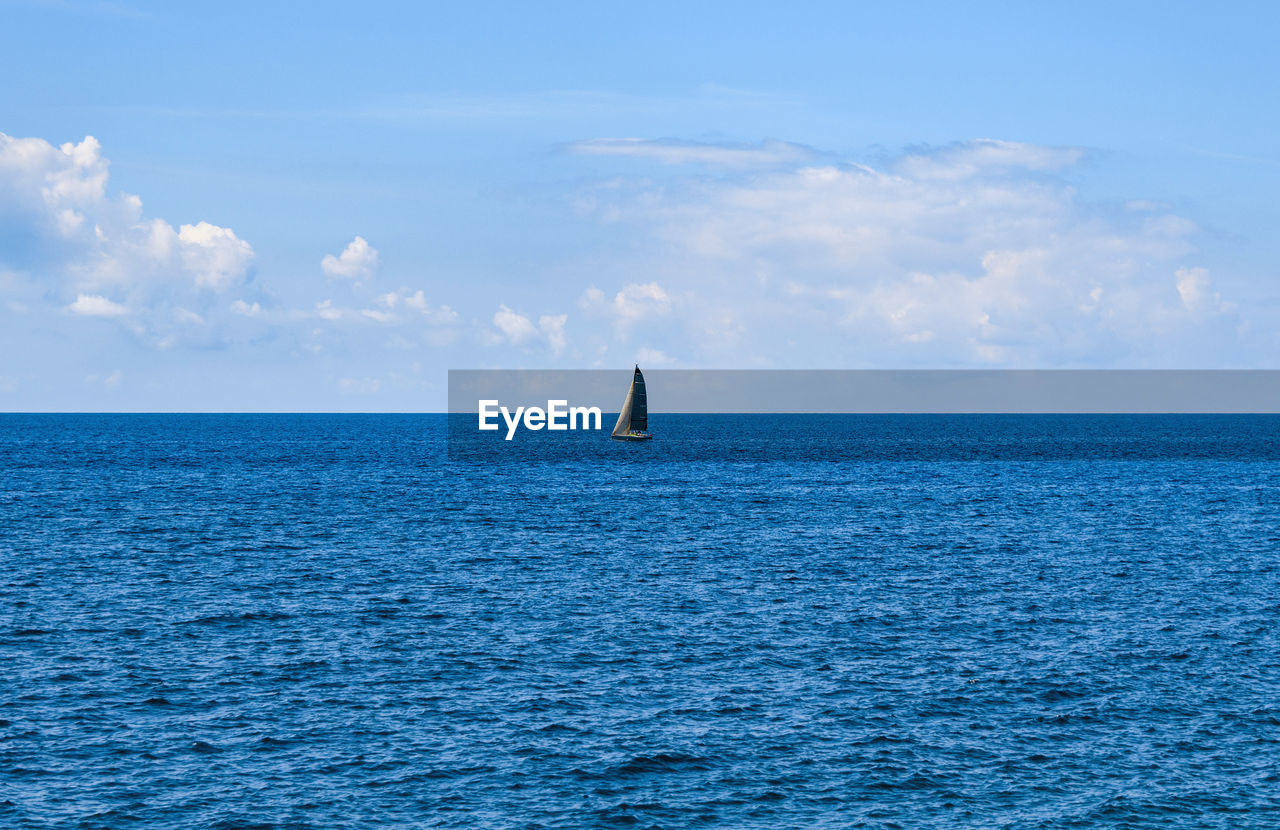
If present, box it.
[3,413,1280,829]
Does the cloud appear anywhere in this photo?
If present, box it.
[570,138,813,167]
[68,293,128,317]
[540,313,567,354]
[635,347,671,366]
[612,282,671,320]
[0,131,255,348]
[178,222,254,290]
[0,133,254,295]
[573,139,1248,366]
[581,281,673,323]
[579,287,605,310]
[172,308,204,326]
[361,308,396,324]
[315,299,343,321]
[493,304,539,343]
[0,131,491,365]
[492,305,568,352]
[1174,266,1228,314]
[378,289,458,325]
[321,236,379,279]
[894,139,1085,181]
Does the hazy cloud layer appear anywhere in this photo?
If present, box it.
[574,138,1253,367]
[1,129,1269,408]
[570,138,813,167]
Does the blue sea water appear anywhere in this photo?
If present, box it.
[3,414,1280,829]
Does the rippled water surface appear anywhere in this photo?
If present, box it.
[3,414,1280,828]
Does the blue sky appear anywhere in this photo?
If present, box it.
[2,0,1278,410]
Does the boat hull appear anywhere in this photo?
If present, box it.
[611,432,652,441]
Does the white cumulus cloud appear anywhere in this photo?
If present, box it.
[0,133,254,296]
[321,236,379,279]
[0,132,255,349]
[178,221,254,291]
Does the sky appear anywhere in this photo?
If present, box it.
[1,0,1278,410]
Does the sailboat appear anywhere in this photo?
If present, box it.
[611,365,652,441]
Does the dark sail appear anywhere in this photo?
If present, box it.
[629,367,647,432]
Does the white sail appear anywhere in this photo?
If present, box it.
[612,379,635,437]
